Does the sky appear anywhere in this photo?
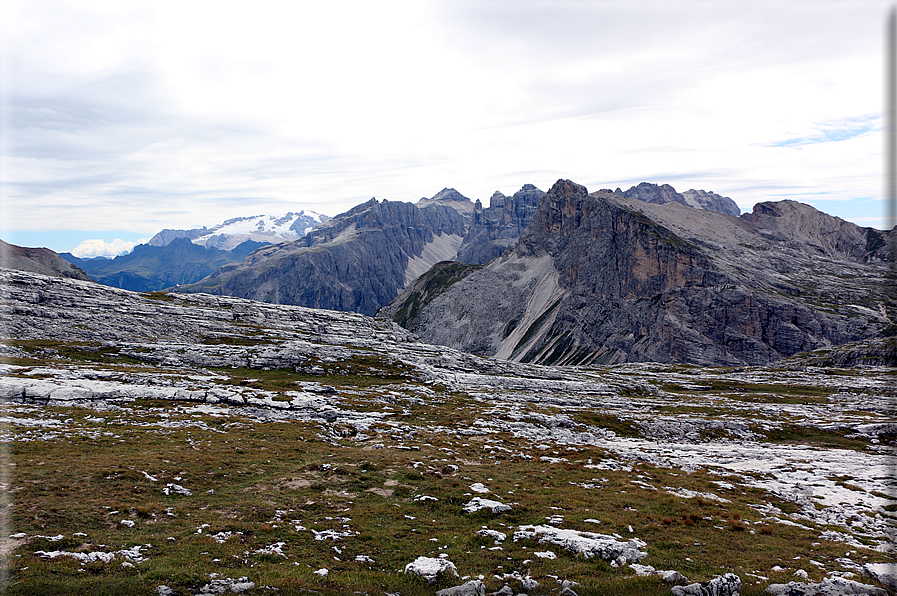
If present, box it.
[1,0,894,256]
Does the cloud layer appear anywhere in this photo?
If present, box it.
[1,0,892,253]
[71,238,146,258]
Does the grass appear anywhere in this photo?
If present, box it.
[4,398,888,596]
[7,340,144,366]
[2,339,893,595]
[761,425,875,450]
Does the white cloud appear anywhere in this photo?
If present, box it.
[71,238,146,258]
[0,0,892,234]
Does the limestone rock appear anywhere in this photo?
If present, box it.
[404,556,459,583]
[863,562,897,592]
[388,179,894,366]
[765,577,886,595]
[512,524,647,563]
[436,580,486,596]
[462,497,511,514]
[672,573,741,596]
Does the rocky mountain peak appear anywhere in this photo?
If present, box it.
[387,179,893,366]
[618,182,740,217]
[417,188,475,215]
[488,191,507,208]
[454,184,546,264]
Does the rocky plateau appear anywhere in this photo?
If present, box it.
[0,267,894,595]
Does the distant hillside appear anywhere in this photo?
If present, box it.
[383,180,894,366]
[61,238,267,292]
[0,239,93,281]
[616,182,741,216]
[177,196,470,315]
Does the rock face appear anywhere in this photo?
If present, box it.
[178,197,469,316]
[386,179,893,366]
[455,184,545,264]
[175,186,548,315]
[61,238,267,292]
[617,182,741,216]
[0,240,93,282]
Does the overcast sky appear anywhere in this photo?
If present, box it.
[1,0,893,256]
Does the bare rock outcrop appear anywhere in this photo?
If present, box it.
[455,184,545,264]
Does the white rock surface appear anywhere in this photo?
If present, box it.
[404,556,459,583]
[765,577,887,595]
[672,573,741,596]
[513,524,647,563]
[462,497,511,514]
[436,579,486,596]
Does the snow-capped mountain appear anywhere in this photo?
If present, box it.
[148,211,330,251]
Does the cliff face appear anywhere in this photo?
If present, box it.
[387,180,893,366]
[178,198,469,316]
[455,184,545,264]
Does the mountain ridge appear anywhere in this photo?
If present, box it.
[148,210,330,251]
[384,179,893,366]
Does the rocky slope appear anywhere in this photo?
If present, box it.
[385,180,894,366]
[0,239,93,282]
[178,196,470,316]
[617,182,741,216]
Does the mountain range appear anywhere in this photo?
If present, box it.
[56,210,330,292]
[176,182,741,315]
[148,210,330,250]
[4,180,892,366]
[381,180,893,366]
[60,238,269,292]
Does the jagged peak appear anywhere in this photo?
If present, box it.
[430,188,470,203]
[547,179,589,199]
[417,187,474,215]
[618,182,740,217]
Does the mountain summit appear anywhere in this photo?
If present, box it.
[616,182,741,216]
[148,210,330,251]
[383,179,892,366]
